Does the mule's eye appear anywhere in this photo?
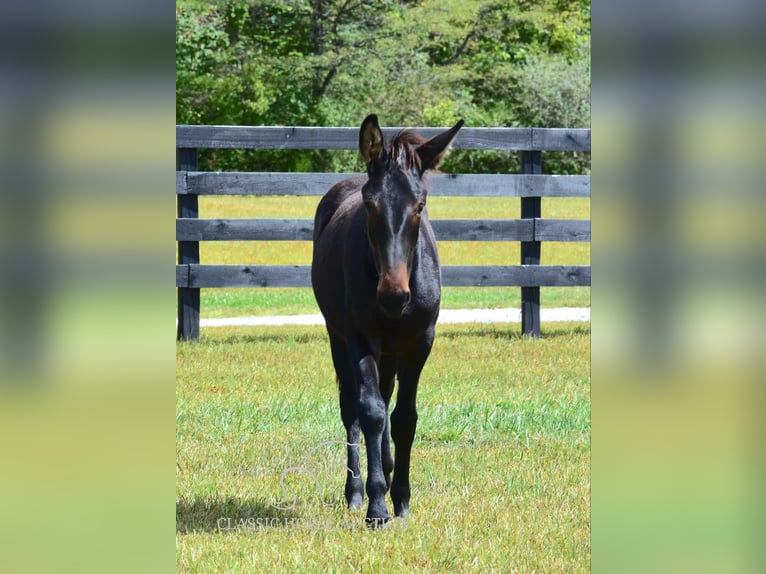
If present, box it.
[415,202,425,215]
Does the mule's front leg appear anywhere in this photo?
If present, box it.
[390,326,434,517]
[354,352,390,526]
[340,387,363,509]
[329,332,363,509]
[378,354,398,491]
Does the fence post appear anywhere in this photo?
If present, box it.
[520,150,542,337]
[177,148,200,341]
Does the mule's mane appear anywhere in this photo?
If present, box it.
[388,129,427,171]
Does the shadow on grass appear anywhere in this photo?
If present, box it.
[177,495,371,533]
[201,329,326,346]
[176,496,296,533]
[189,322,589,347]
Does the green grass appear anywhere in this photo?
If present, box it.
[176,323,590,572]
[192,195,590,317]
[199,286,590,318]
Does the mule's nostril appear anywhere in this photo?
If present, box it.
[377,289,410,318]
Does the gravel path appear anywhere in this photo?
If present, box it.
[199,307,590,328]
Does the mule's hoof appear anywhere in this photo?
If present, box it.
[347,493,364,510]
[394,503,410,518]
[364,515,391,530]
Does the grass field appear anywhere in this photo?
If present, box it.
[177,323,590,573]
[177,193,590,571]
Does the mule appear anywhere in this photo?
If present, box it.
[311,114,464,526]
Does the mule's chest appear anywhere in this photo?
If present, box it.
[369,308,434,353]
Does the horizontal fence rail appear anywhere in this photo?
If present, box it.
[176,264,590,289]
[176,125,591,340]
[177,172,591,198]
[176,218,590,243]
[177,125,590,152]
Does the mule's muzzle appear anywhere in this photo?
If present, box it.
[377,264,411,318]
[377,287,411,318]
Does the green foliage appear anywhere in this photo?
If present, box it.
[513,52,591,174]
[176,0,590,174]
[515,53,590,128]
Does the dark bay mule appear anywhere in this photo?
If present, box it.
[311,114,464,526]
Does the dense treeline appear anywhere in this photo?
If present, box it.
[177,0,590,174]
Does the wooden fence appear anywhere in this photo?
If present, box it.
[176,125,591,341]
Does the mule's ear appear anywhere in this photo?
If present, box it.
[417,119,465,173]
[359,114,385,167]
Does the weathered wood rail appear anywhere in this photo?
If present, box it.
[176,126,590,341]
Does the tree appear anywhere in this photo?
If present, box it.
[176,0,590,174]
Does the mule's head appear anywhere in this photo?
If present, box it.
[358,114,464,318]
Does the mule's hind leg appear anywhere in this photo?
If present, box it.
[378,355,398,490]
[390,325,435,517]
[329,331,363,509]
